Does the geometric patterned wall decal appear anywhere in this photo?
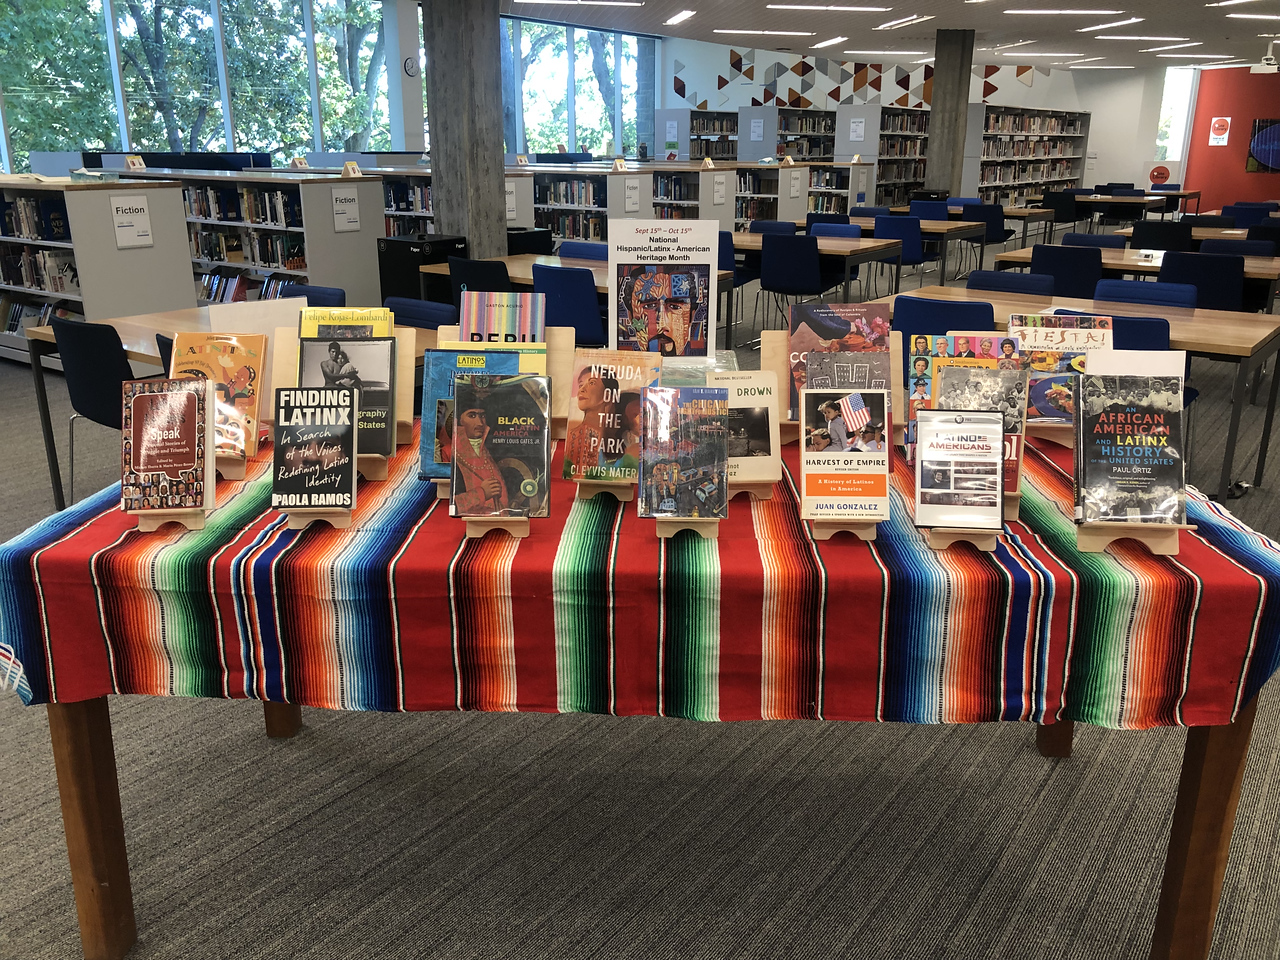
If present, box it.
[1016,65,1033,86]
[983,80,998,99]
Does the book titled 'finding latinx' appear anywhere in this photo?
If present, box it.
[271,387,358,510]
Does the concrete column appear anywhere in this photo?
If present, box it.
[925,29,974,198]
[385,0,425,152]
[422,0,507,257]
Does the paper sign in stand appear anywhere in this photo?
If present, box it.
[134,510,206,533]
[1076,522,1194,556]
[284,508,352,531]
[576,482,634,502]
[466,518,530,540]
[811,519,877,542]
[215,456,246,481]
[654,518,720,540]
[728,481,776,502]
[926,527,999,553]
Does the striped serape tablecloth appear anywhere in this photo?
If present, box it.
[2,425,1278,730]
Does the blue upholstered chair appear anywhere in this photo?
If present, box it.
[1130,220,1195,252]
[1157,252,1245,312]
[967,270,1054,296]
[1221,205,1272,229]
[873,215,935,289]
[1062,232,1125,249]
[1093,279,1198,309]
[384,297,458,329]
[279,283,345,307]
[811,222,863,296]
[1030,244,1102,300]
[557,240,608,261]
[532,264,607,346]
[806,212,849,234]
[1199,238,1276,258]
[894,295,995,380]
[759,233,824,330]
[448,256,513,309]
[909,200,950,222]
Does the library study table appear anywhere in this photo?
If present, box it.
[3,438,1279,960]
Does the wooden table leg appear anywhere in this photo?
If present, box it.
[1149,696,1259,960]
[1036,719,1075,758]
[263,701,303,738]
[46,698,136,960]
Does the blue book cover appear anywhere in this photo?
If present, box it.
[420,349,522,479]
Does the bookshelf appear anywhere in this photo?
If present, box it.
[778,108,836,161]
[832,104,929,206]
[0,176,196,365]
[101,168,384,306]
[733,163,810,230]
[806,162,877,215]
[963,105,1091,206]
[690,111,739,161]
[651,163,736,231]
[531,165,654,242]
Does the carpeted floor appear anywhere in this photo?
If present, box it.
[2,268,1279,959]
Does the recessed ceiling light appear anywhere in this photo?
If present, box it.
[712,28,816,34]
[915,56,935,62]
[1206,0,1262,5]
[875,13,934,27]
[1142,41,1202,50]
[1158,52,1233,57]
[664,9,696,23]
[843,49,927,54]
[1006,51,1084,55]
[1004,9,1125,13]
[994,38,1037,48]
[1070,64,1135,68]
[766,4,892,9]
[1065,56,1105,62]
[1078,16,1143,28]
[811,36,849,48]
[1201,59,1249,64]
[1095,34,1189,39]
[1228,12,1280,18]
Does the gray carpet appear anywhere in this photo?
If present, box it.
[2,270,1279,959]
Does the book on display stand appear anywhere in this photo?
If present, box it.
[799,387,889,540]
[271,386,358,529]
[707,369,782,501]
[298,336,396,478]
[169,331,268,479]
[914,409,1005,552]
[1073,349,1194,555]
[563,349,662,501]
[637,385,729,539]
[121,379,216,532]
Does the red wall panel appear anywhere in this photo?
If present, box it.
[1184,68,1280,212]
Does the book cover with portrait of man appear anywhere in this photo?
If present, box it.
[449,374,551,518]
[298,337,396,458]
[563,349,661,483]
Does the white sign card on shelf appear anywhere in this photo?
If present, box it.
[713,174,727,205]
[790,169,804,199]
[110,194,153,249]
[331,185,361,232]
[666,120,678,142]
[625,177,641,212]
[750,118,765,141]
[608,219,718,358]
[505,181,517,221]
[850,118,865,142]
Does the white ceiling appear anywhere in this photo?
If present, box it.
[498,0,1280,69]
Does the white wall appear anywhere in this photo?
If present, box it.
[1070,68,1165,187]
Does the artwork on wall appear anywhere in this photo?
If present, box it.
[1246,119,1280,173]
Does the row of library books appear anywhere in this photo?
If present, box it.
[183,185,303,227]
[534,211,606,240]
[0,247,79,294]
[384,181,432,214]
[1,298,82,334]
[190,228,306,271]
[534,180,604,208]
[197,272,254,303]
[984,114,1083,136]
[0,193,70,242]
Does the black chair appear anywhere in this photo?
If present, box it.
[959,203,1015,275]
[1099,188,1146,228]
[1157,252,1245,312]
[51,319,134,503]
[1030,244,1102,300]
[849,206,892,218]
[156,334,174,375]
[448,256,513,309]
[1248,223,1280,245]
[1105,182,1136,190]
[1182,214,1236,228]
[1129,220,1195,252]
[749,220,799,235]
[1039,191,1082,243]
[278,283,346,307]
[806,212,849,233]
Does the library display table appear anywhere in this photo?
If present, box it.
[3,435,1280,960]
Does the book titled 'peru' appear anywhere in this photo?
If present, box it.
[271,388,358,510]
[121,379,216,515]
[449,374,552,518]
[1074,350,1186,524]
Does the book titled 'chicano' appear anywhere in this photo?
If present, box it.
[271,387,358,511]
[121,378,216,515]
[1074,350,1186,524]
[449,374,551,518]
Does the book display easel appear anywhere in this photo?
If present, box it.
[963,105,1091,207]
[0,177,196,366]
[98,167,384,306]
[1076,522,1195,556]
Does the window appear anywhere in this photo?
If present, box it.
[573,28,614,155]
[519,21,569,154]
[115,0,227,151]
[221,0,315,162]
[313,0,389,151]
[0,0,120,171]
[1155,66,1195,164]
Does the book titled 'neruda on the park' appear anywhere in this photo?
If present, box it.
[271,387,358,511]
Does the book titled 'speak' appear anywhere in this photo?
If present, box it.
[169,332,267,458]
[121,379,216,515]
[459,291,546,343]
[563,348,661,483]
[271,387,357,511]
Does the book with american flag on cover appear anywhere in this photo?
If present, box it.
[799,388,890,522]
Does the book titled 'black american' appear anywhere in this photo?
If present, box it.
[271,387,358,510]
[449,374,552,519]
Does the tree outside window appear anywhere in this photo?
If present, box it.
[314,0,389,152]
